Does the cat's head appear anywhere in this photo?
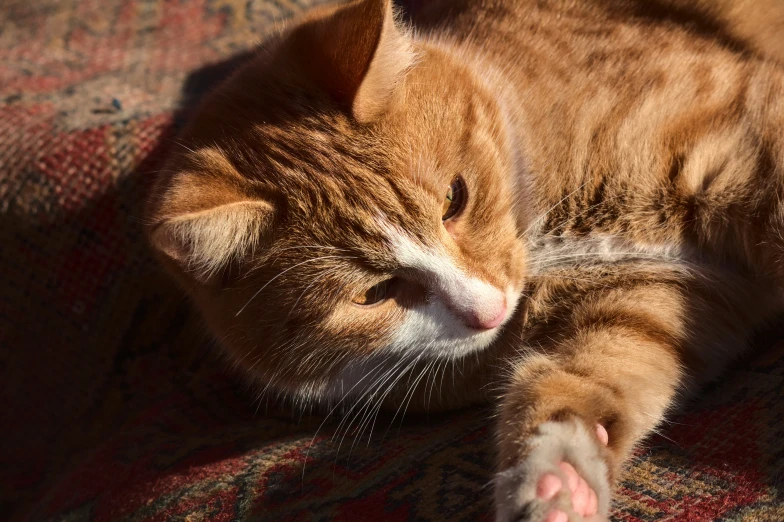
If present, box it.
[147,0,528,399]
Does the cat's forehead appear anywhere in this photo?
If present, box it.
[294,177,439,258]
[260,130,479,268]
[247,128,442,221]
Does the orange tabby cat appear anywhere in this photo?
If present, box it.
[146,0,784,520]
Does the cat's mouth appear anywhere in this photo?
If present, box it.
[280,286,524,406]
[380,284,522,357]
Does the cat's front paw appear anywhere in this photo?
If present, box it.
[494,419,610,522]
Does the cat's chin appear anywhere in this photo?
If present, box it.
[271,325,501,408]
[310,320,516,406]
[315,347,491,406]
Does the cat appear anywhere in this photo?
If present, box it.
[146,0,784,520]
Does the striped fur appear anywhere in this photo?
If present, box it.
[146,0,784,520]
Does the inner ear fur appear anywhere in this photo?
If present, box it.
[147,148,276,284]
[292,0,416,122]
[150,199,274,283]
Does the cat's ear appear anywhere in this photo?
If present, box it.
[295,0,415,122]
[149,175,275,284]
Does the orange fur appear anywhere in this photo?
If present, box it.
[147,0,784,519]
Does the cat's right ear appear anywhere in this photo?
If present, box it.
[148,167,275,285]
[292,0,415,122]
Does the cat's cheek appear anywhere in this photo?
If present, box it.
[319,301,404,352]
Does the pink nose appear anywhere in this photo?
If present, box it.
[463,300,507,330]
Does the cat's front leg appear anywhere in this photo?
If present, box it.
[494,287,689,522]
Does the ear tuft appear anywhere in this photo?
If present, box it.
[296,0,416,122]
[151,201,274,283]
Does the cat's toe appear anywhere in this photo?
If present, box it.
[494,419,610,522]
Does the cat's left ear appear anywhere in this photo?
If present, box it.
[146,150,277,285]
[294,0,415,122]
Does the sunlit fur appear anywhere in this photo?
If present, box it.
[147,0,784,520]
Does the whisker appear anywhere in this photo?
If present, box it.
[270,245,346,257]
[337,351,428,457]
[286,266,343,321]
[528,191,627,241]
[236,255,352,316]
[394,356,440,437]
[301,354,395,482]
[361,354,427,448]
[332,354,420,466]
[379,348,436,443]
[520,181,589,238]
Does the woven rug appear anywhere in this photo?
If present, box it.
[1,1,783,520]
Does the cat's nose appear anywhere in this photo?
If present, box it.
[463,298,507,330]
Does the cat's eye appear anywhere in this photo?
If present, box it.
[353,278,393,306]
[442,176,466,221]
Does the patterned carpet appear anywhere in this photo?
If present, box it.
[1,0,783,520]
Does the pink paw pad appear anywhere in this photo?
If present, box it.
[535,423,608,519]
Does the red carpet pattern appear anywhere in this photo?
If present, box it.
[1,1,783,520]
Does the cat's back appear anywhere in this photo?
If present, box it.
[416,0,784,249]
[415,0,780,102]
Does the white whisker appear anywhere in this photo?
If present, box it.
[520,181,589,238]
[236,255,351,316]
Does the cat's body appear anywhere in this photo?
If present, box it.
[147,0,784,519]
